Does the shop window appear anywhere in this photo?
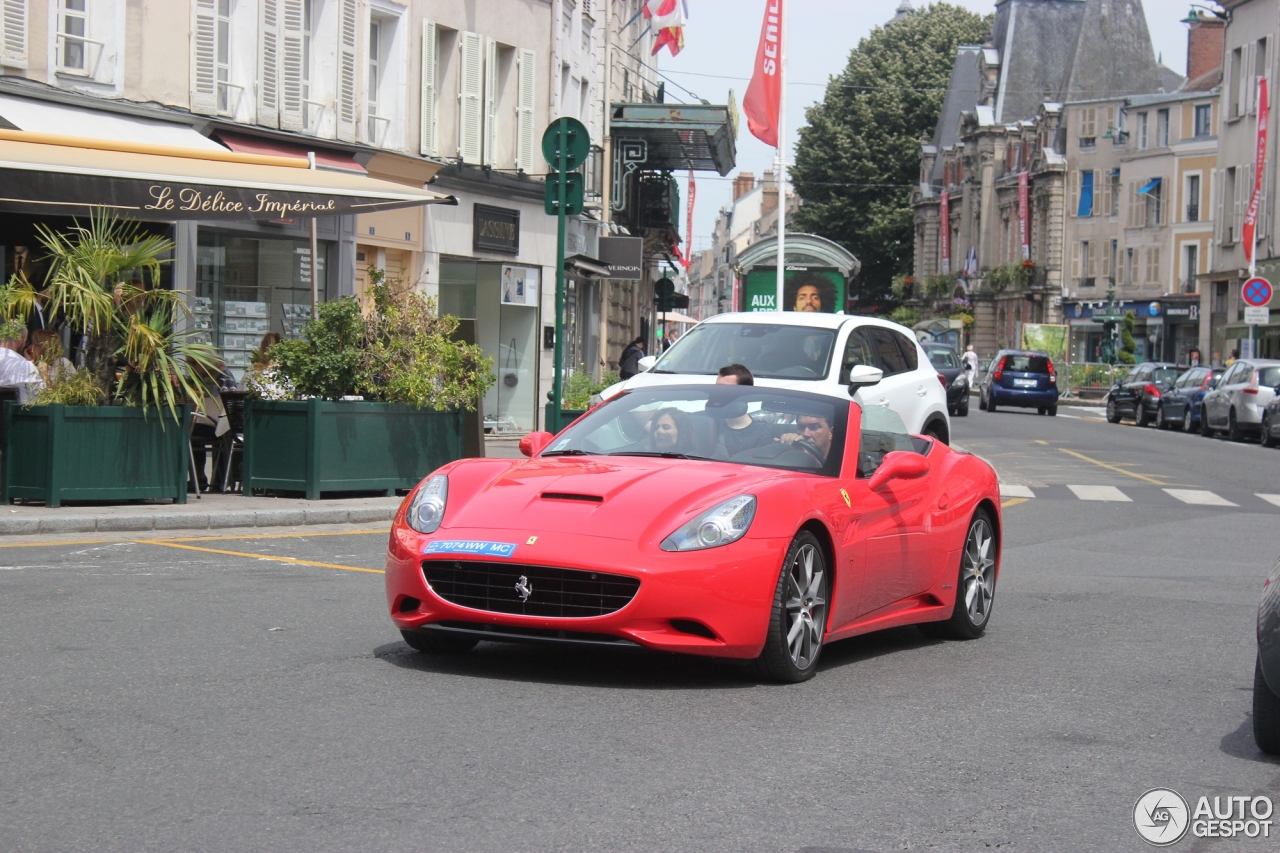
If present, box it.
[195,231,333,382]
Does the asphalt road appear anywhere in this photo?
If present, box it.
[1,408,1278,852]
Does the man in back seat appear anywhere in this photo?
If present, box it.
[714,364,777,458]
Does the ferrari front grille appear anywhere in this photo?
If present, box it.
[422,560,640,618]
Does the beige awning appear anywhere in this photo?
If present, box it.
[658,311,699,325]
[0,129,454,219]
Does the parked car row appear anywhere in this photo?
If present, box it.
[1104,359,1280,445]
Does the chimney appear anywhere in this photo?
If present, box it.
[761,170,778,217]
[732,171,756,202]
[1184,8,1225,82]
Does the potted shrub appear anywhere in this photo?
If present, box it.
[544,367,620,433]
[0,213,219,507]
[242,270,493,499]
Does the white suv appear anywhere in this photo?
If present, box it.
[1202,359,1280,441]
[597,312,952,443]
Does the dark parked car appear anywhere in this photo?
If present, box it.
[1104,362,1183,427]
[1261,376,1280,448]
[1254,554,1280,754]
[1155,366,1224,431]
[978,350,1059,415]
[923,343,969,417]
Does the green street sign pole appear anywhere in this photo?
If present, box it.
[552,118,567,434]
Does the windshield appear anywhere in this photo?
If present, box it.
[544,385,846,475]
[926,348,959,369]
[1259,366,1280,387]
[651,323,838,381]
[1003,354,1050,373]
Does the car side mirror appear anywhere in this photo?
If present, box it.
[868,451,930,491]
[519,431,554,457]
[847,364,884,396]
[637,355,658,372]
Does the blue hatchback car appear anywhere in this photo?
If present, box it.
[978,350,1059,415]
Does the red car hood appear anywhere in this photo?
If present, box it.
[444,456,795,540]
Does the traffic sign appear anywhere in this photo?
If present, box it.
[541,117,590,171]
[543,172,584,215]
[1243,276,1273,307]
[1245,306,1271,325]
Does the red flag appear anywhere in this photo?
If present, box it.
[1018,171,1030,260]
[743,0,783,147]
[682,169,696,270]
[940,191,951,274]
[1244,77,1269,264]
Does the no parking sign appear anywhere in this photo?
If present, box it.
[1243,277,1273,307]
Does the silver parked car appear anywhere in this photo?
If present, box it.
[1201,359,1280,441]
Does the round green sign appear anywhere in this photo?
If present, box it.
[541,117,591,171]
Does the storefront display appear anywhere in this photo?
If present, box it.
[196,230,333,380]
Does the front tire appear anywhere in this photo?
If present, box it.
[1262,413,1277,448]
[1106,399,1120,423]
[1254,655,1280,755]
[1201,406,1215,437]
[1135,401,1151,427]
[754,531,829,684]
[921,510,997,640]
[956,396,969,417]
[1182,406,1193,432]
[401,628,479,654]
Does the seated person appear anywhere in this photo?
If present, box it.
[714,364,776,458]
[0,327,45,403]
[647,407,689,453]
[778,414,834,464]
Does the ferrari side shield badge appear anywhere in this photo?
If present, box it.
[840,489,851,508]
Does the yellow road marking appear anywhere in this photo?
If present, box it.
[1033,440,1048,445]
[134,539,384,574]
[1000,497,1029,508]
[0,528,385,549]
[0,537,119,549]
[1056,447,1172,485]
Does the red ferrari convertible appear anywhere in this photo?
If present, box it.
[385,377,1002,682]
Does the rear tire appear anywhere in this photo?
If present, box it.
[1262,413,1277,448]
[1106,399,1120,423]
[921,509,997,640]
[1201,406,1215,437]
[753,531,829,684]
[1228,408,1246,442]
[1047,404,1057,417]
[1254,655,1280,755]
[1135,402,1151,427]
[987,398,997,413]
[1181,406,1192,432]
[1037,407,1045,415]
[401,628,479,654]
[956,397,969,417]
[978,392,987,411]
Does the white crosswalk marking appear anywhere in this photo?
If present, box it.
[1163,489,1238,507]
[1258,494,1280,508]
[1067,485,1131,502]
[1000,484,1036,499]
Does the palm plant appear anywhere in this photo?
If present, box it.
[1,209,220,420]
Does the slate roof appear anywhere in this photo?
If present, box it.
[1158,64,1187,92]
[927,45,983,189]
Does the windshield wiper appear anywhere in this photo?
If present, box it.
[648,368,678,374]
[609,451,698,460]
[541,449,599,456]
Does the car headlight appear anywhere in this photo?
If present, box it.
[660,495,756,552]
[407,475,448,534]
[951,374,968,388]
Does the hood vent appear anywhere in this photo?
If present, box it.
[541,492,604,503]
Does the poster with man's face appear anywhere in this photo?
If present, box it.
[743,267,845,313]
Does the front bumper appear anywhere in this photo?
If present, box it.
[386,525,790,659]
[990,386,1058,408]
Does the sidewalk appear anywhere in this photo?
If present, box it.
[0,492,403,536]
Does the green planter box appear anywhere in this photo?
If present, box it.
[243,399,465,500]
[544,404,587,434]
[2,402,190,507]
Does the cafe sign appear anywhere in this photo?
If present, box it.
[474,204,520,255]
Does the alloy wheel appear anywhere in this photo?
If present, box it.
[1183,407,1192,432]
[784,543,826,669]
[961,517,996,627]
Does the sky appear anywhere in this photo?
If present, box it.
[652,0,1201,259]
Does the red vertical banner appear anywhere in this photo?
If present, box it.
[682,169,696,271]
[1018,171,1030,260]
[743,0,783,147]
[1244,77,1269,265]
[939,191,951,274]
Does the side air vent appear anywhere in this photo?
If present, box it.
[541,492,604,503]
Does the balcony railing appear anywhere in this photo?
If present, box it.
[1186,203,1199,222]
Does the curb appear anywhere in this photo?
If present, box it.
[0,505,398,536]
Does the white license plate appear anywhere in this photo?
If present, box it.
[1013,379,1037,387]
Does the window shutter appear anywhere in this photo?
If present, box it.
[336,0,358,143]
[1087,242,1097,278]
[1150,247,1161,284]
[279,0,304,132]
[1214,168,1225,244]
[458,32,483,163]
[1,0,28,69]
[1068,170,1079,217]
[1071,241,1081,279]
[1127,181,1138,228]
[1102,242,1112,278]
[191,0,218,116]
[516,48,536,172]
[1236,164,1249,243]
[483,37,498,166]
[1082,107,1096,137]
[256,0,280,128]
[1100,172,1111,219]
[420,20,438,157]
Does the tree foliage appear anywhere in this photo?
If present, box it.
[792,4,991,309]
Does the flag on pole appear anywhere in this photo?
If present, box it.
[743,0,783,146]
[644,0,688,57]
[1244,77,1269,267]
[682,169,696,270]
[963,246,979,278]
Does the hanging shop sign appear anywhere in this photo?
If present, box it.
[474,204,520,255]
[598,236,644,279]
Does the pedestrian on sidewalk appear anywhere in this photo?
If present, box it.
[619,336,646,380]
[962,344,979,384]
